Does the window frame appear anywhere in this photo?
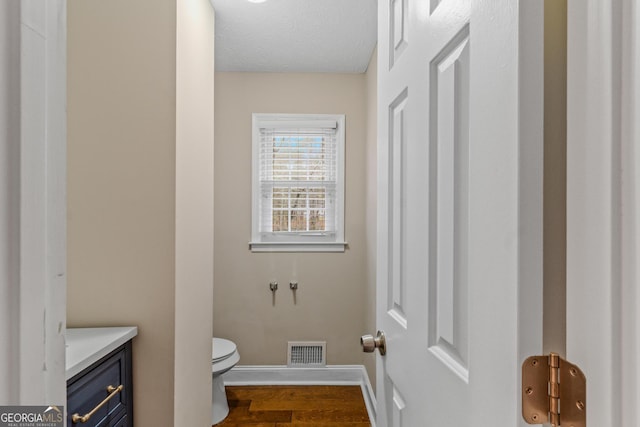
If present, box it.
[250,113,347,252]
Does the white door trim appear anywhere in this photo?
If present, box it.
[0,0,21,403]
[619,1,640,423]
[2,0,67,405]
[567,0,640,425]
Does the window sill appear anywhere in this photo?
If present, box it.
[249,241,347,253]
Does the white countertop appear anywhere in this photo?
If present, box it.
[66,327,138,380]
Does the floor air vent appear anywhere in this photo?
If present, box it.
[287,341,326,367]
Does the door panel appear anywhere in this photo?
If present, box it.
[428,26,470,381]
[389,0,408,68]
[376,0,544,425]
[388,88,409,330]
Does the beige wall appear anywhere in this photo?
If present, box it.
[364,47,378,388]
[214,72,370,372]
[68,1,215,426]
[67,1,177,425]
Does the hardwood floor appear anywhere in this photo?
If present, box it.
[214,385,371,426]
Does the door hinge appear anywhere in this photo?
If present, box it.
[522,353,586,427]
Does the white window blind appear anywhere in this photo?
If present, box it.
[251,114,346,252]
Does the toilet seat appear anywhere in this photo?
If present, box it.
[212,338,236,363]
[212,338,240,375]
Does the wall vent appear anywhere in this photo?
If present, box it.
[287,341,326,367]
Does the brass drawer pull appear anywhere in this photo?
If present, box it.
[71,384,124,424]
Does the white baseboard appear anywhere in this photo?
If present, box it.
[224,365,377,426]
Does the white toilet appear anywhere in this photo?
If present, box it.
[212,337,240,425]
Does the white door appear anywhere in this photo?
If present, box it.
[372,0,544,425]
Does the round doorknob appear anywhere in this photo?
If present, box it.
[361,330,386,355]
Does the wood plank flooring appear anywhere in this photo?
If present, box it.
[214,385,371,426]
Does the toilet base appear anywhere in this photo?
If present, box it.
[211,373,229,425]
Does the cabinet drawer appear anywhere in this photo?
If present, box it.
[67,342,132,427]
[111,415,128,427]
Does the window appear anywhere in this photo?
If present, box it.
[250,114,346,252]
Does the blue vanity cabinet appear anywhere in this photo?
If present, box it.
[67,341,133,427]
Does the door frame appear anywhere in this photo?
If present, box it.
[566,0,640,425]
[0,0,67,405]
[20,0,67,405]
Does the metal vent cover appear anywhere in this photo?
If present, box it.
[287,341,326,367]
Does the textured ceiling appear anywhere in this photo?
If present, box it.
[210,0,377,73]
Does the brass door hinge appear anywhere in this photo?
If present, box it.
[522,353,586,427]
